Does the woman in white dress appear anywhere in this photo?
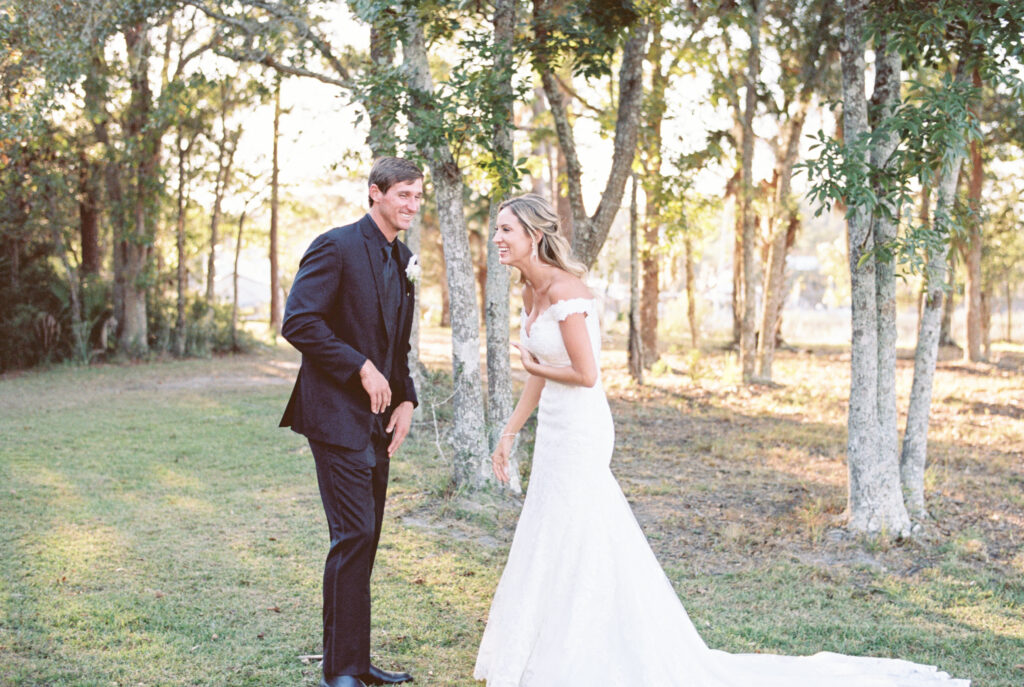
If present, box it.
[473,193,969,687]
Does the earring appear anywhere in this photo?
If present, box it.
[531,241,538,260]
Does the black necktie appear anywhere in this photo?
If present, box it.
[381,242,400,322]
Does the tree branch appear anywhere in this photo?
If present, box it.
[228,48,349,88]
[553,74,605,116]
[584,21,651,266]
[184,0,351,86]
[242,0,352,81]
[540,70,588,230]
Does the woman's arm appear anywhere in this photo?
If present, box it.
[515,313,598,388]
[502,374,545,436]
[491,374,545,483]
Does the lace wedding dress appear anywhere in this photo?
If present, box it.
[473,297,968,687]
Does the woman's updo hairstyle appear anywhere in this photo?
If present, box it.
[498,194,587,281]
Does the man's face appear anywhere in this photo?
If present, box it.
[370,178,424,234]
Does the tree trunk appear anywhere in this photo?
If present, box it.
[472,231,488,323]
[900,64,968,521]
[868,42,903,522]
[940,250,956,346]
[757,0,835,380]
[7,237,19,289]
[119,22,159,357]
[269,76,283,334]
[84,51,128,346]
[981,288,991,358]
[756,101,806,380]
[641,219,659,365]
[403,206,423,423]
[629,174,644,383]
[406,212,423,377]
[78,153,102,277]
[640,22,666,367]
[739,0,765,383]
[484,0,520,493]
[440,246,451,328]
[232,210,245,352]
[732,183,742,345]
[207,83,238,304]
[685,235,698,349]
[530,87,548,196]
[534,2,649,268]
[402,10,490,488]
[119,242,149,356]
[1006,281,1013,342]
[367,21,397,157]
[841,0,910,536]
[50,218,85,361]
[900,247,949,520]
[174,127,188,357]
[963,70,984,362]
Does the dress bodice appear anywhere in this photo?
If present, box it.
[520,297,601,372]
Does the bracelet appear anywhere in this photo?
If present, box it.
[500,432,517,438]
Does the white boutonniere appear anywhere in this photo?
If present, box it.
[405,254,421,285]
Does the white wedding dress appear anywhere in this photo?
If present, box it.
[473,297,968,687]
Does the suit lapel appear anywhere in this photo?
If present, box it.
[360,217,394,339]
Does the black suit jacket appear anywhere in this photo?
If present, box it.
[280,214,418,452]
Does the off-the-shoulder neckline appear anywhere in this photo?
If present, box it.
[523,296,596,337]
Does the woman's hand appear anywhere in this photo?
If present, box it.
[513,343,538,374]
[491,434,515,483]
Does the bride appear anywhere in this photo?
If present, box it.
[473,193,968,687]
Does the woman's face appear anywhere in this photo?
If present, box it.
[493,207,537,269]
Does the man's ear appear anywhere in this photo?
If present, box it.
[368,183,384,204]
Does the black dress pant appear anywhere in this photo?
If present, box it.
[309,432,390,677]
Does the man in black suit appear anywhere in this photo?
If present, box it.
[281,157,423,687]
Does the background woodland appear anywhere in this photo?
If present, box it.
[3,0,1024,537]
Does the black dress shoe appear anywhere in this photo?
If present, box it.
[320,675,367,687]
[358,664,414,685]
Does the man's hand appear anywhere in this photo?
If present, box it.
[360,359,391,413]
[386,401,414,457]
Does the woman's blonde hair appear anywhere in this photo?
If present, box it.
[498,194,587,282]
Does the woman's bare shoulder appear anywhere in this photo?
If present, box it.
[548,273,593,303]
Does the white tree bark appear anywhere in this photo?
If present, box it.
[118,23,156,357]
[483,0,520,494]
[901,66,968,517]
[841,0,910,536]
[485,203,520,493]
[629,174,644,383]
[405,211,424,419]
[269,76,283,335]
[402,11,490,488]
[739,0,764,383]
[869,41,903,521]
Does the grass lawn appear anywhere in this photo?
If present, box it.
[1,336,1022,686]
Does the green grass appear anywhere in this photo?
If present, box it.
[1,348,1021,685]
[0,355,497,686]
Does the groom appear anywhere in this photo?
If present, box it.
[280,157,423,687]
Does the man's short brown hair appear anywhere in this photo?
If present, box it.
[368,157,424,207]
